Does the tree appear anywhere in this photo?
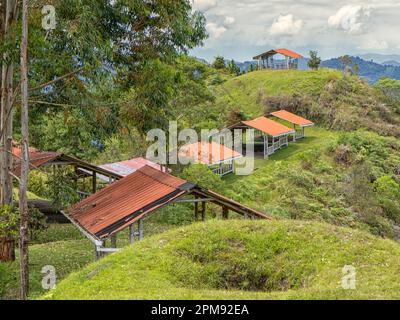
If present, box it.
[353,63,360,76]
[308,50,322,70]
[212,56,226,69]
[19,0,29,300]
[248,64,255,73]
[0,0,18,208]
[339,55,353,77]
[228,60,241,76]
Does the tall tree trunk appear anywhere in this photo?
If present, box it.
[0,0,17,207]
[19,0,29,300]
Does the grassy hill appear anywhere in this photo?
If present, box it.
[43,220,400,300]
[214,69,400,137]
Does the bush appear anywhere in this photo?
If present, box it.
[180,164,225,192]
[0,206,19,238]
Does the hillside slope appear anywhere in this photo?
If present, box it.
[215,69,400,137]
[44,220,400,300]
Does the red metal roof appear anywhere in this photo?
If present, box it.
[65,166,273,240]
[12,147,60,175]
[11,147,122,179]
[67,166,190,239]
[179,142,243,165]
[271,110,314,127]
[242,117,295,137]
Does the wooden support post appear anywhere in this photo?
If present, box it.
[201,201,206,221]
[244,212,249,220]
[194,196,199,221]
[129,224,135,244]
[222,206,229,220]
[138,219,143,240]
[111,234,117,248]
[92,170,97,194]
[95,245,99,260]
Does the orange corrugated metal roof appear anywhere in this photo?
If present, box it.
[242,117,295,137]
[253,48,303,60]
[179,142,243,165]
[274,48,303,59]
[68,166,190,239]
[271,110,314,127]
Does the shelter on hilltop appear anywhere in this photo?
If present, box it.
[253,48,303,70]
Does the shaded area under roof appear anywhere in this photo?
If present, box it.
[232,117,295,137]
[65,166,271,241]
[253,48,303,60]
[270,110,314,127]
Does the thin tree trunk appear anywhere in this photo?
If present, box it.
[19,0,29,300]
[0,0,17,207]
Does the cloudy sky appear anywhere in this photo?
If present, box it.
[190,0,400,62]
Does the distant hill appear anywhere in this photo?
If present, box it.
[383,60,400,67]
[321,56,400,83]
[359,53,400,64]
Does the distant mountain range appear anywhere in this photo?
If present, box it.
[321,56,400,83]
[359,53,400,64]
[196,54,400,84]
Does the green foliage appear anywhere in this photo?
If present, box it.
[212,56,226,70]
[227,60,241,76]
[0,206,19,238]
[180,164,225,192]
[308,51,322,70]
[43,220,400,300]
[46,168,81,209]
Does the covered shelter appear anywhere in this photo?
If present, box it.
[270,110,314,140]
[178,142,243,176]
[253,48,303,70]
[229,117,295,158]
[12,147,122,198]
[63,165,271,257]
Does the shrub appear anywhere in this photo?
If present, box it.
[180,164,225,192]
[0,206,19,238]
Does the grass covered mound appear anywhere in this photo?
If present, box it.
[44,220,400,300]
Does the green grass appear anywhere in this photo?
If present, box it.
[215,68,340,116]
[43,219,400,300]
[223,126,337,208]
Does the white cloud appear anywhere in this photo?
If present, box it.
[328,5,371,35]
[206,22,227,39]
[358,40,389,50]
[270,14,303,36]
[223,16,235,26]
[192,0,217,12]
